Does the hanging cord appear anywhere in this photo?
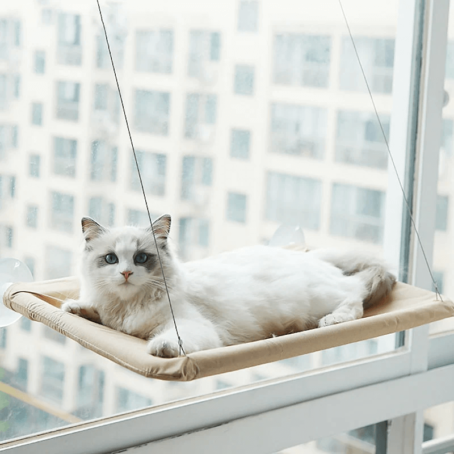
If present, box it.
[337,0,443,301]
[95,0,186,355]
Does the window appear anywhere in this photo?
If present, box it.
[136,30,173,74]
[116,387,151,413]
[179,217,210,259]
[56,81,80,121]
[13,74,20,98]
[0,329,6,349]
[227,192,247,223]
[134,90,170,135]
[90,141,117,182]
[54,137,77,177]
[330,183,385,244]
[88,197,115,226]
[57,13,81,65]
[181,156,213,201]
[230,129,251,159]
[96,34,124,69]
[1,225,14,248]
[188,30,221,77]
[234,65,255,95]
[130,151,166,196]
[76,365,105,419]
[16,358,28,390]
[41,9,53,25]
[238,1,259,32]
[34,50,45,74]
[274,34,331,88]
[20,317,32,332]
[184,93,217,139]
[336,110,390,169]
[432,271,444,294]
[45,246,72,279]
[43,326,66,345]
[29,154,40,178]
[0,18,21,61]
[436,195,449,231]
[127,209,155,227]
[270,103,327,159]
[340,37,395,94]
[93,84,119,123]
[24,256,35,277]
[0,175,16,208]
[50,191,74,233]
[0,124,18,157]
[40,356,65,404]
[266,172,322,230]
[26,205,38,228]
[31,102,43,126]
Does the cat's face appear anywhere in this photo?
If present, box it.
[80,215,172,300]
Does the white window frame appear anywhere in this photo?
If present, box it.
[3,1,454,453]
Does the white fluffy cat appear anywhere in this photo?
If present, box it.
[62,215,396,358]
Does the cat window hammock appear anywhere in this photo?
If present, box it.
[3,278,454,381]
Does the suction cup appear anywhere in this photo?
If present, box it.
[0,258,33,327]
[269,225,306,248]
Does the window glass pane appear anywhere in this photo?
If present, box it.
[0,0,401,441]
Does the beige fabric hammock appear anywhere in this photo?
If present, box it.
[3,277,454,381]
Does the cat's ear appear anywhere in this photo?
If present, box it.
[81,217,106,242]
[150,214,171,240]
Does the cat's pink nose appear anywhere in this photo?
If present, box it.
[121,271,133,280]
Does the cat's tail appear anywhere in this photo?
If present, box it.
[309,249,396,309]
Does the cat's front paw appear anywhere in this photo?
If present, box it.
[147,337,180,358]
[61,300,101,323]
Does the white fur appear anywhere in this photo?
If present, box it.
[62,215,396,358]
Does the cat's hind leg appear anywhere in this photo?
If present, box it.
[318,297,364,328]
[147,318,223,357]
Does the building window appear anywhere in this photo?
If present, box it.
[266,172,322,230]
[29,154,41,178]
[330,183,385,244]
[24,256,35,277]
[41,9,53,25]
[56,81,80,121]
[20,317,32,332]
[16,358,29,391]
[335,111,390,169]
[0,18,21,61]
[1,225,14,248]
[238,1,259,32]
[227,192,247,223]
[436,195,449,231]
[96,34,124,69]
[90,141,117,182]
[116,387,152,413]
[13,75,20,98]
[43,326,66,344]
[134,90,170,135]
[0,124,18,157]
[136,29,173,74]
[41,356,65,404]
[31,102,43,126]
[432,271,444,294]
[89,197,115,227]
[93,84,119,124]
[274,34,331,88]
[34,50,46,74]
[234,65,255,95]
[181,156,213,201]
[50,191,74,233]
[45,245,72,279]
[179,217,210,259]
[130,151,166,196]
[270,103,327,159]
[340,37,395,94]
[54,137,77,177]
[76,365,105,419]
[188,30,221,78]
[57,13,82,65]
[127,209,156,227]
[231,129,251,159]
[0,330,6,349]
[26,205,38,228]
[184,93,217,139]
[0,175,16,207]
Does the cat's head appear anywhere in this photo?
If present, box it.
[80,214,174,299]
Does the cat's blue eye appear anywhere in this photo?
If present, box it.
[105,253,118,264]
[135,253,148,264]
